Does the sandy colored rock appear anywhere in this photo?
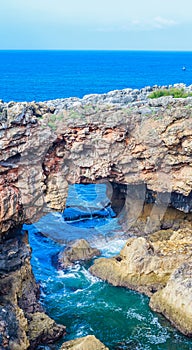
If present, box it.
[150,261,192,337]
[60,335,109,350]
[59,239,101,268]
[90,228,192,296]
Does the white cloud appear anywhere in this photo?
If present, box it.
[97,16,178,33]
[153,16,177,29]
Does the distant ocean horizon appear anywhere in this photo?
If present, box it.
[0,50,192,102]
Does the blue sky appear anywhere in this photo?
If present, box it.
[0,0,192,50]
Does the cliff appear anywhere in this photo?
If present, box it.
[1,86,192,347]
[1,91,192,235]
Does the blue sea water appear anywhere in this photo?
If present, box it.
[24,184,192,350]
[0,50,192,102]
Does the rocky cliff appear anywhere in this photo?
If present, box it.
[1,86,192,347]
[1,90,192,235]
[0,229,66,349]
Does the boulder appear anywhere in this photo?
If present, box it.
[59,239,101,268]
[60,335,109,350]
[28,312,66,348]
[150,261,192,337]
[90,228,192,296]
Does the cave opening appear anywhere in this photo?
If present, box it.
[24,182,192,350]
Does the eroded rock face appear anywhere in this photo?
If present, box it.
[90,226,192,336]
[28,312,66,348]
[115,184,192,235]
[0,103,54,235]
[58,239,101,268]
[1,89,192,345]
[0,304,29,350]
[60,335,109,350]
[90,227,192,296]
[0,231,66,349]
[1,94,192,235]
[150,261,192,337]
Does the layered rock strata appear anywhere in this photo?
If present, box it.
[1,93,192,235]
[0,230,66,349]
[150,261,192,337]
[90,227,192,296]
[1,87,192,345]
[90,227,192,336]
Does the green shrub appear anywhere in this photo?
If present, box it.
[148,88,192,99]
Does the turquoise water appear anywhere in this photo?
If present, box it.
[25,184,192,350]
[1,50,192,102]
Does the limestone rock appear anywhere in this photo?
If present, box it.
[59,239,101,268]
[1,93,192,236]
[60,335,109,350]
[0,231,66,349]
[150,261,192,337]
[28,312,66,348]
[0,304,29,350]
[90,228,192,296]
[2,87,192,346]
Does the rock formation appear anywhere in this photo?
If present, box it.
[0,230,66,349]
[150,261,192,337]
[1,86,192,345]
[60,335,109,350]
[58,239,101,268]
[90,227,192,296]
[1,92,192,235]
[90,227,192,336]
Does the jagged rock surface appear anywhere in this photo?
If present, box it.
[28,312,66,348]
[58,239,101,268]
[90,226,192,336]
[1,87,192,344]
[0,231,66,349]
[150,261,192,337]
[1,94,192,235]
[60,335,109,350]
[90,227,192,296]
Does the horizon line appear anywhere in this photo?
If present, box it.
[0,49,192,52]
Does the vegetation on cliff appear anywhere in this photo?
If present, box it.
[148,87,192,99]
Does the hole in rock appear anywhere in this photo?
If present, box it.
[24,183,192,350]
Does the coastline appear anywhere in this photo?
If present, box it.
[1,82,192,107]
[0,84,192,349]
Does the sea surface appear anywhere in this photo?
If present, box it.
[0,50,192,102]
[24,184,192,350]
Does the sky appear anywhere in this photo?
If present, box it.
[0,0,192,50]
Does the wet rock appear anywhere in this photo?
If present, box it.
[60,335,109,350]
[0,304,29,350]
[0,231,30,273]
[28,312,66,349]
[90,228,192,296]
[0,231,66,349]
[150,261,192,337]
[58,239,101,268]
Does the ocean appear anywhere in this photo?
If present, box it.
[3,50,192,349]
[25,184,192,350]
[0,50,192,102]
